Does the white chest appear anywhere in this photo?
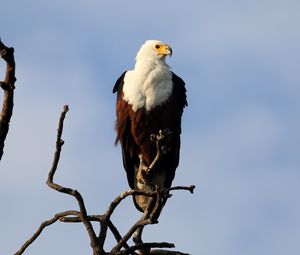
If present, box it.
[122,65,173,112]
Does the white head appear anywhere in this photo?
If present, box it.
[135,40,173,64]
[123,40,174,111]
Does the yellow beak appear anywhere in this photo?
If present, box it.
[157,44,173,57]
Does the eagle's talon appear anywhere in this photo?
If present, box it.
[137,178,145,185]
[137,168,154,185]
[137,169,146,184]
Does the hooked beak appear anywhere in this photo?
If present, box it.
[157,44,173,57]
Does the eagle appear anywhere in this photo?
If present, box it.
[113,40,187,213]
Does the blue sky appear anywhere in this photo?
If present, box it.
[1,1,299,254]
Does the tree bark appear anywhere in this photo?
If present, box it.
[0,39,16,161]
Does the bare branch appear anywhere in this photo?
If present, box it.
[60,215,103,223]
[120,242,175,255]
[112,218,156,253]
[168,185,195,194]
[15,106,194,255]
[14,210,80,255]
[111,194,159,252]
[104,189,158,220]
[106,219,128,247]
[150,250,190,255]
[0,39,16,160]
[45,105,102,255]
[46,104,69,190]
[59,215,130,250]
[99,189,158,251]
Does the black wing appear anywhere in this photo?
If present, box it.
[163,72,187,187]
[113,71,137,189]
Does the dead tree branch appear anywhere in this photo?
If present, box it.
[15,210,80,255]
[15,106,194,255]
[120,242,175,255]
[0,39,16,161]
[45,105,102,255]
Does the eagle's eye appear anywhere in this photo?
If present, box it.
[155,45,160,49]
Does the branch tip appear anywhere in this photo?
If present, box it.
[63,105,69,112]
[189,185,196,193]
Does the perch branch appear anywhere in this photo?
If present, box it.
[99,189,159,251]
[0,39,16,160]
[111,217,156,253]
[15,106,195,255]
[104,189,159,219]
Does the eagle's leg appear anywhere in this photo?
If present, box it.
[136,154,151,185]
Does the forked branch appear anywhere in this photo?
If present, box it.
[15,106,194,255]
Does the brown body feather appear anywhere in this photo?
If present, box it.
[113,71,187,211]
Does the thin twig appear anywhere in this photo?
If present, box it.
[59,215,103,223]
[106,219,129,248]
[120,242,175,255]
[98,189,158,251]
[59,214,130,250]
[150,250,190,255]
[168,185,196,194]
[111,196,158,253]
[15,210,80,255]
[104,189,158,220]
[111,218,156,253]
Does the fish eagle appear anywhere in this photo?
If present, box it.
[113,40,187,212]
